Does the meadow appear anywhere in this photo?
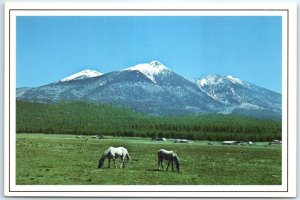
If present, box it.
[16,133,281,185]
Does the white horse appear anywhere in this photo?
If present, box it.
[157,149,180,172]
[98,147,131,169]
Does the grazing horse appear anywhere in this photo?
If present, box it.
[98,147,131,169]
[157,149,180,172]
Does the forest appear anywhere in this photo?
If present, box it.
[16,100,282,141]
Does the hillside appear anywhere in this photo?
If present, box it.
[16,100,281,141]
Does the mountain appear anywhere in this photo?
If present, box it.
[17,61,222,115]
[16,61,281,118]
[191,74,281,118]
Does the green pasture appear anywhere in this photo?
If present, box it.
[16,133,281,185]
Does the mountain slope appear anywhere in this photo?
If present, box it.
[191,74,281,118]
[16,61,281,118]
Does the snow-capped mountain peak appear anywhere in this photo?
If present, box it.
[149,60,167,68]
[227,75,243,85]
[122,61,170,83]
[60,69,103,82]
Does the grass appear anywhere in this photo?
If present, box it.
[16,133,281,185]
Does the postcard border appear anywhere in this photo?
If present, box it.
[4,3,297,198]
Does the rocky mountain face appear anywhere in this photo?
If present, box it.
[16,61,281,118]
[191,74,281,119]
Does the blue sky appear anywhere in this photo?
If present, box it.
[17,16,282,93]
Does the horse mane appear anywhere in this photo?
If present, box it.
[102,147,113,158]
[174,153,180,162]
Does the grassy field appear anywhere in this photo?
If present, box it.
[16,133,281,185]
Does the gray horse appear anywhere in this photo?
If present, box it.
[157,149,180,172]
[98,147,131,169]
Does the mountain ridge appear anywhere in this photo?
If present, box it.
[16,61,282,119]
[59,69,103,82]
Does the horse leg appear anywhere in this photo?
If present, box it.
[166,161,171,171]
[113,158,117,168]
[121,157,125,168]
[161,160,164,171]
[158,159,160,171]
[158,159,163,171]
[171,161,174,171]
[108,159,111,168]
[158,159,164,171]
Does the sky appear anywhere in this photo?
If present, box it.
[17,16,282,93]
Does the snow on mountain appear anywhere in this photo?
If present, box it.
[16,61,282,118]
[195,74,246,87]
[191,75,235,103]
[196,74,224,87]
[60,69,103,82]
[192,74,281,115]
[122,61,170,83]
[227,75,243,85]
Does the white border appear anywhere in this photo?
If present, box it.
[4,2,297,198]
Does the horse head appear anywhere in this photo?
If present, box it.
[98,157,105,169]
[174,154,180,172]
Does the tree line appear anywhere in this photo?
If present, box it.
[16,100,281,141]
